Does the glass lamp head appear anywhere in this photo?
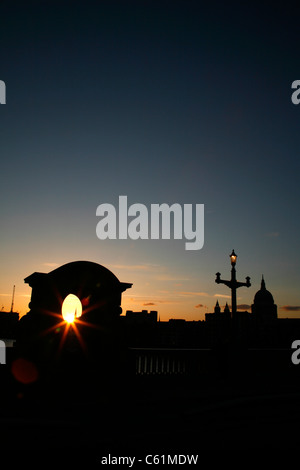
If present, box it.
[230,250,237,266]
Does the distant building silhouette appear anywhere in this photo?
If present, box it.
[125,309,158,324]
[205,300,231,320]
[0,284,19,343]
[251,276,278,323]
[0,311,19,343]
[205,300,231,346]
[204,277,281,347]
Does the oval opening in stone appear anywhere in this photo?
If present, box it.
[61,294,82,323]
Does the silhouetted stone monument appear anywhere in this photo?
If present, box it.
[16,261,132,392]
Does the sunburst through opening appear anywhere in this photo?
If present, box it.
[61,294,82,323]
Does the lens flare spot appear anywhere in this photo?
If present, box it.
[61,294,82,323]
[11,358,39,384]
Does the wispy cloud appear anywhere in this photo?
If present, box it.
[43,262,59,267]
[195,304,207,309]
[281,305,300,312]
[125,296,180,305]
[214,294,231,299]
[237,304,251,310]
[177,291,208,297]
[265,232,279,238]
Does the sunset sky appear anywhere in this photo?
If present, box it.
[1,0,300,321]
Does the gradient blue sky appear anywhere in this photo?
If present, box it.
[1,0,300,320]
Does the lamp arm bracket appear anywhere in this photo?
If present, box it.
[215,279,232,288]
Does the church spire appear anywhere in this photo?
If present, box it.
[214,300,221,314]
[224,302,230,313]
[261,275,266,290]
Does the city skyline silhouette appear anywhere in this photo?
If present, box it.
[7,258,300,352]
[1,248,299,323]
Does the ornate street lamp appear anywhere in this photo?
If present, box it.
[215,250,251,326]
[230,249,237,266]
